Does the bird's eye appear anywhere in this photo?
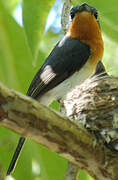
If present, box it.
[94,12,98,19]
[70,12,75,19]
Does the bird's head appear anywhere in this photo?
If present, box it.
[68,3,101,40]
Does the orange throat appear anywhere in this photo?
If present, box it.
[68,11,104,64]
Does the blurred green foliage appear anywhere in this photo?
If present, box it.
[0,0,118,180]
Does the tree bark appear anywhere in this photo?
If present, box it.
[0,76,118,180]
[61,0,72,34]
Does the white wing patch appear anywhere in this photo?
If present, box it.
[40,65,56,84]
[38,59,94,106]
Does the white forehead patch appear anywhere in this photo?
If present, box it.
[40,65,56,84]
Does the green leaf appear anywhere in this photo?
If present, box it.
[38,145,67,180]
[0,127,35,180]
[2,0,21,14]
[22,0,55,64]
[78,170,94,180]
[0,0,34,93]
[0,1,37,179]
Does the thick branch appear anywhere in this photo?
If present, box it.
[0,76,118,180]
[0,82,95,162]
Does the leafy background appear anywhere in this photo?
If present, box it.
[0,0,118,180]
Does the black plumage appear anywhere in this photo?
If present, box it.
[27,35,90,98]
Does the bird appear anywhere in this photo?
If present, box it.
[94,60,107,77]
[7,3,104,175]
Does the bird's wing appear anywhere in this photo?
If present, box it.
[27,35,90,98]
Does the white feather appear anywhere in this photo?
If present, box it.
[38,60,94,106]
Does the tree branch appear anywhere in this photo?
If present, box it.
[61,0,72,34]
[0,76,118,180]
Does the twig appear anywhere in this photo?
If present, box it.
[61,0,72,34]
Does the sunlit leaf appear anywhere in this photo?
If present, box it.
[0,1,36,180]
[2,0,21,14]
[0,0,33,92]
[22,0,55,64]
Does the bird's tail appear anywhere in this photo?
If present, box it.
[6,137,26,176]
